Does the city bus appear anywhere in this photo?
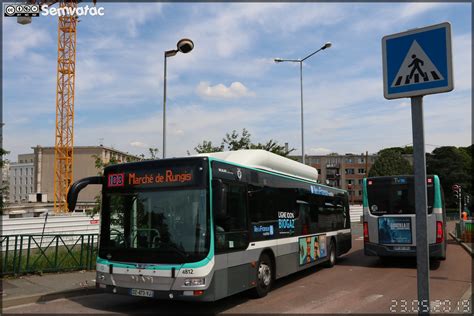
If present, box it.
[362,175,446,260]
[67,150,351,301]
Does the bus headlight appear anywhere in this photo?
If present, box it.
[184,278,205,286]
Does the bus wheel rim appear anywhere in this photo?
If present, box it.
[258,263,271,287]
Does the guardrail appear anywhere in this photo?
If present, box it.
[1,234,98,276]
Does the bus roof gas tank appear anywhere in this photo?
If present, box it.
[198,150,318,182]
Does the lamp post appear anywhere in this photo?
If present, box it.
[163,38,194,159]
[274,42,332,164]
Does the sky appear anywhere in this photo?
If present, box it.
[2,2,472,162]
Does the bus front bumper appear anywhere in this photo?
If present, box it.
[364,242,445,259]
[96,283,216,301]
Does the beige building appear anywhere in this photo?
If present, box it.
[31,145,140,203]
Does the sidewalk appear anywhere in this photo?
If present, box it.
[2,270,98,308]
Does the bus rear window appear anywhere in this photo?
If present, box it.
[367,178,434,215]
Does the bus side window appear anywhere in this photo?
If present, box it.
[299,203,311,235]
[215,183,248,253]
[335,197,345,230]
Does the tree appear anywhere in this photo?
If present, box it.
[192,128,295,157]
[223,128,252,151]
[139,147,160,160]
[193,141,224,154]
[0,148,9,213]
[148,147,159,159]
[378,146,413,155]
[250,139,294,156]
[368,150,413,177]
[426,146,471,208]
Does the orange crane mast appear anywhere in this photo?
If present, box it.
[54,0,77,213]
[20,0,78,212]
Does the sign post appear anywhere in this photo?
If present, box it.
[382,22,453,315]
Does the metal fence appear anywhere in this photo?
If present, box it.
[1,234,98,276]
[459,220,473,243]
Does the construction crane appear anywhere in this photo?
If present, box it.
[19,0,79,212]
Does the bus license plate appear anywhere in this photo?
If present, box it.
[130,289,154,298]
[393,246,410,251]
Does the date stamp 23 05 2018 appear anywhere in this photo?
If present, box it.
[390,299,471,313]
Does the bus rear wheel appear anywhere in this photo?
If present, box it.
[251,253,273,298]
[324,240,336,268]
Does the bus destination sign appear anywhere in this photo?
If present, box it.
[107,167,195,189]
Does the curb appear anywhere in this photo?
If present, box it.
[460,284,472,302]
[449,232,474,257]
[3,286,100,309]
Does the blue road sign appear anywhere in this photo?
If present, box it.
[382,22,453,99]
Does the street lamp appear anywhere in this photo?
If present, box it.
[163,38,194,159]
[274,42,332,164]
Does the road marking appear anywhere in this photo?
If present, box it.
[355,237,363,241]
[363,294,384,304]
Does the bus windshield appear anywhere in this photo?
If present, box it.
[99,188,209,264]
[367,177,434,215]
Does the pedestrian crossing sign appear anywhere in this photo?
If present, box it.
[382,22,453,99]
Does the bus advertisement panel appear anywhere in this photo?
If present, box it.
[378,217,412,244]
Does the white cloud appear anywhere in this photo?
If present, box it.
[3,22,52,59]
[76,58,115,91]
[196,81,255,99]
[130,141,148,148]
[452,34,471,92]
[111,3,164,37]
[399,3,446,19]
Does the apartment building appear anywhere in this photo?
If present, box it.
[295,153,414,204]
[9,154,34,203]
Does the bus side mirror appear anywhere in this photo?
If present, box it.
[212,179,227,218]
[67,176,104,212]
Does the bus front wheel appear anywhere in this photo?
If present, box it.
[251,253,273,298]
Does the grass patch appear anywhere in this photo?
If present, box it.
[2,243,97,276]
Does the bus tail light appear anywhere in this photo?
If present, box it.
[436,221,443,243]
[193,290,204,296]
[363,222,369,242]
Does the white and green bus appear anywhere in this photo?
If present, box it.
[362,175,446,260]
[68,150,351,301]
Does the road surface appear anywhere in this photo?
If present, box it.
[4,224,471,314]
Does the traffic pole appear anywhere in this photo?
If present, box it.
[411,95,430,315]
